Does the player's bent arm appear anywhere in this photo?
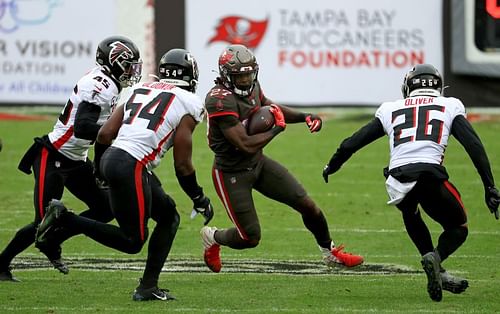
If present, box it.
[276,104,307,123]
[74,101,102,140]
[174,114,214,225]
[173,114,197,176]
[326,118,385,172]
[94,104,124,178]
[97,104,124,145]
[222,121,283,154]
[272,104,322,132]
[451,115,495,188]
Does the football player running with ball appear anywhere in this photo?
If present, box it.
[201,44,363,273]
[36,49,213,301]
[322,64,500,302]
[0,35,142,281]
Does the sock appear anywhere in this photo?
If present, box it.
[302,210,332,249]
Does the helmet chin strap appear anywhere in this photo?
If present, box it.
[232,83,255,96]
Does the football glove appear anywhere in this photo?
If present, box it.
[269,104,286,129]
[93,162,109,190]
[322,159,344,183]
[190,194,214,225]
[485,186,500,220]
[305,114,322,133]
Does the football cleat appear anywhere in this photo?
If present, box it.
[441,270,468,294]
[421,252,443,302]
[0,267,20,282]
[133,284,176,301]
[36,199,69,246]
[321,244,364,267]
[50,258,69,275]
[201,226,222,273]
[36,241,69,275]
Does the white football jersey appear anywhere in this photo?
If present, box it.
[48,67,119,161]
[375,95,466,170]
[112,81,205,170]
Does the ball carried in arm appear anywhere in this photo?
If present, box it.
[246,106,275,135]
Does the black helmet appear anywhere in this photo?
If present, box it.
[218,44,258,96]
[96,35,142,88]
[401,64,443,98]
[158,48,199,92]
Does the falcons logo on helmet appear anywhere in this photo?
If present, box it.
[108,41,134,65]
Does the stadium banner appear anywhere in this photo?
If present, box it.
[0,0,154,105]
[186,0,443,106]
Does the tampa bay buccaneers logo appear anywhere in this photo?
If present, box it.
[208,16,268,49]
[108,41,134,65]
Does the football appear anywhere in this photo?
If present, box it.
[247,106,275,135]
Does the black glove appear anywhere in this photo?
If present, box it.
[191,194,214,225]
[322,161,342,183]
[93,142,109,188]
[485,186,500,220]
[305,114,322,133]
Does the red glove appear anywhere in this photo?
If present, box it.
[269,104,286,129]
[305,114,322,133]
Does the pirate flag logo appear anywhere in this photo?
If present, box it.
[208,16,268,49]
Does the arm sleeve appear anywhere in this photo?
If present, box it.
[74,101,102,140]
[451,115,495,188]
[327,118,385,170]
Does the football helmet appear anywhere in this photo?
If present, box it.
[158,48,199,92]
[218,44,259,96]
[401,64,443,98]
[96,35,142,88]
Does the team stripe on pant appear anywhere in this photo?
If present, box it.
[212,168,248,240]
[443,180,465,209]
[134,161,146,241]
[37,148,50,218]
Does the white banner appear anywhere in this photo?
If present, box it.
[0,0,154,105]
[186,0,443,106]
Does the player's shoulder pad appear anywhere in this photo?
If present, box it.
[205,85,237,113]
[441,96,466,115]
[77,68,119,105]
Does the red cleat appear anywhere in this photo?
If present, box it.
[332,244,364,267]
[322,244,364,267]
[204,244,221,273]
[201,226,222,272]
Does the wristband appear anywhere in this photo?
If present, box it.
[177,171,203,199]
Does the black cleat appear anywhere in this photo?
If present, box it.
[441,270,468,294]
[0,268,20,282]
[50,258,69,275]
[132,282,176,301]
[421,252,443,302]
[36,199,68,246]
[36,238,69,275]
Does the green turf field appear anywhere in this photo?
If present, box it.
[0,109,499,313]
